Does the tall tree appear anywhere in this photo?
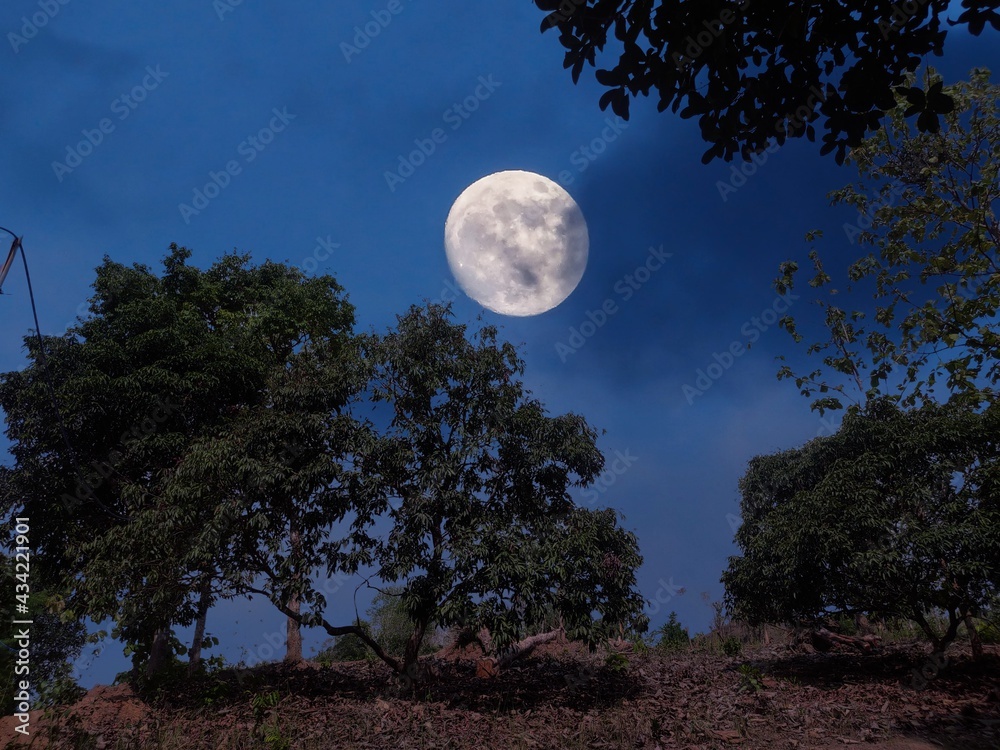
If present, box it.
[245,304,649,680]
[349,304,648,676]
[156,314,368,668]
[0,245,356,677]
[722,398,1000,653]
[775,68,1000,413]
[535,1,996,163]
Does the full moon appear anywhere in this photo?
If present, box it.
[444,170,589,316]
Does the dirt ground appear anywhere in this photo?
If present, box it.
[1,637,997,749]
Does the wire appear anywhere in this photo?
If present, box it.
[0,226,127,523]
[0,235,17,292]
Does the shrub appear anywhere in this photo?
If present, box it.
[314,588,448,665]
[721,636,743,657]
[737,663,763,693]
[605,652,629,673]
[976,617,1000,645]
[316,622,375,664]
[652,612,689,652]
[832,613,859,636]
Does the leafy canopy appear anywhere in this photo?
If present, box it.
[535,1,997,163]
[0,245,357,672]
[722,398,1000,651]
[1,251,649,681]
[333,303,649,671]
[775,68,1000,413]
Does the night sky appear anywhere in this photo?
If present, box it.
[1,1,996,687]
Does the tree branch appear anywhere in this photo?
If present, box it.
[244,584,402,672]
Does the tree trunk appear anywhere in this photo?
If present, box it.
[188,573,212,673]
[284,523,303,663]
[285,593,302,662]
[146,627,171,678]
[913,609,959,653]
[400,618,429,682]
[497,628,562,667]
[963,609,983,661]
[855,614,875,635]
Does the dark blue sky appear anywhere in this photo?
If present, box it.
[1,1,996,686]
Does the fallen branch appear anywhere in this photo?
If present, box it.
[475,628,564,678]
[813,627,881,654]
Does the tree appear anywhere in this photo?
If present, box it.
[264,304,648,680]
[362,304,648,675]
[0,245,357,678]
[2,255,647,684]
[534,1,997,163]
[722,398,1000,654]
[775,69,1000,412]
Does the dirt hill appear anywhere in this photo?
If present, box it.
[2,638,998,749]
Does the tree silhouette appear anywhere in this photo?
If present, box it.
[535,0,997,163]
[1,254,648,687]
